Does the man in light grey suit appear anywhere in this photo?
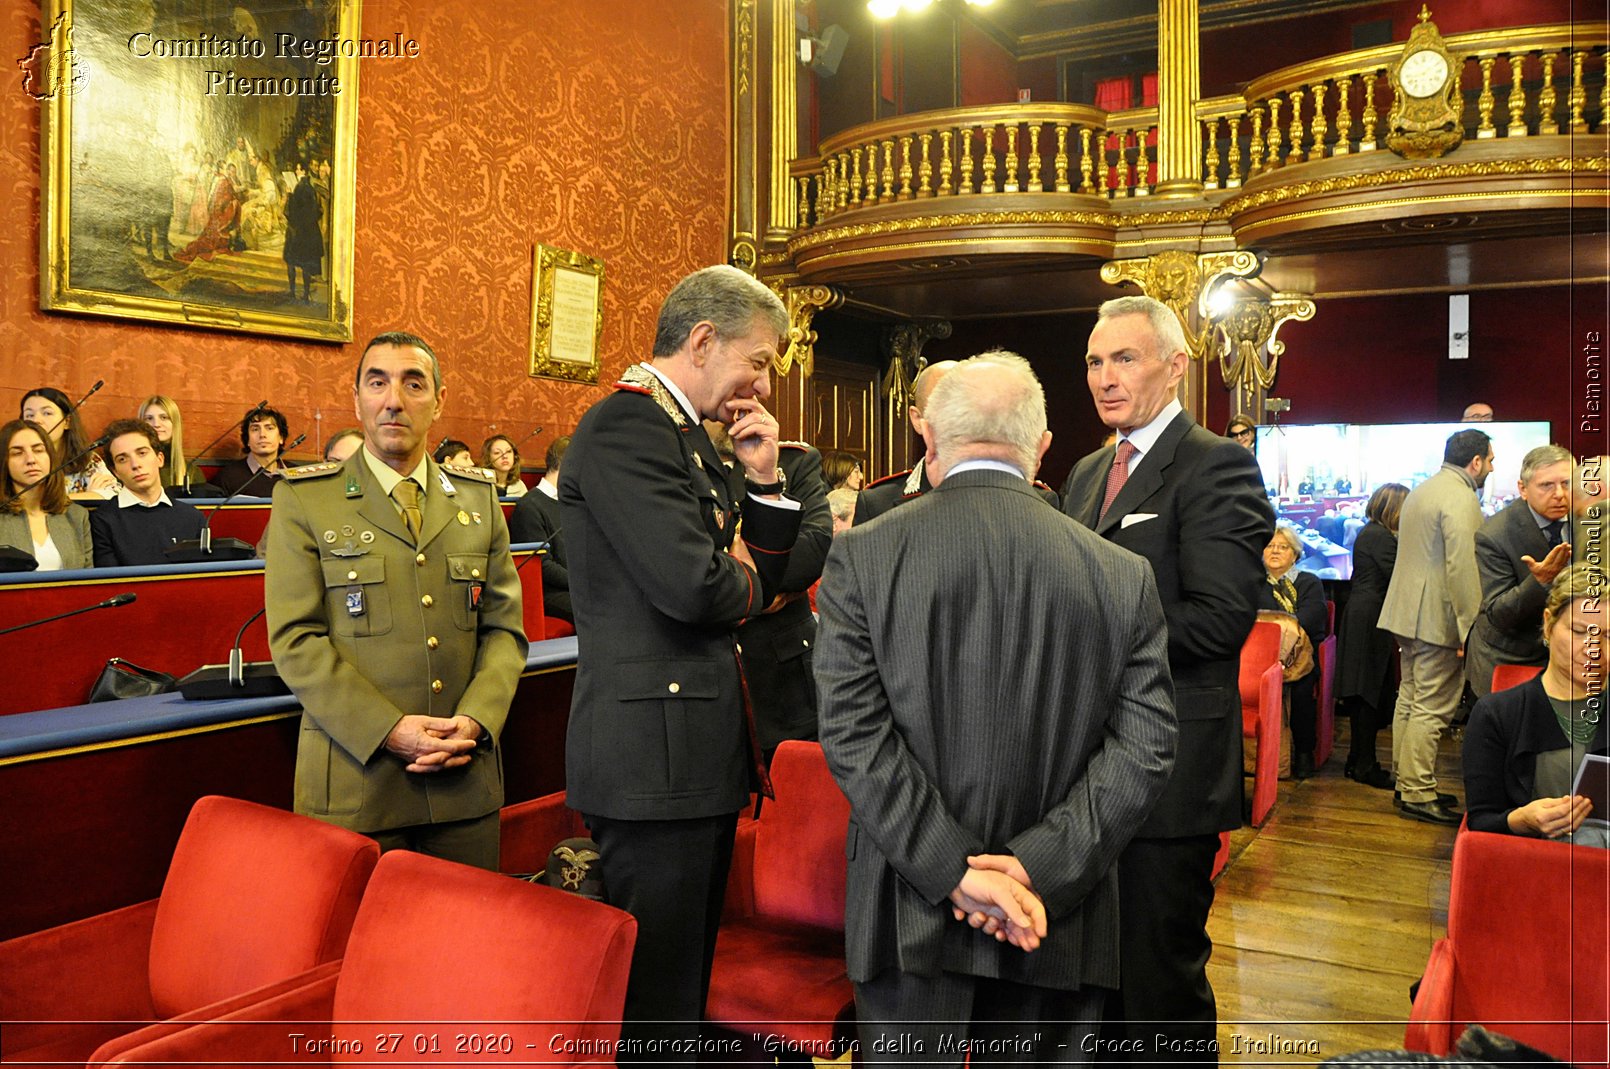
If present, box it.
[815,352,1177,1064]
[1378,428,1493,825]
[1467,444,1573,699]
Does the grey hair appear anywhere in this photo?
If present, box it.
[827,487,858,522]
[1269,524,1303,558]
[1097,295,1188,361]
[652,265,788,356]
[1519,444,1573,485]
[922,350,1047,478]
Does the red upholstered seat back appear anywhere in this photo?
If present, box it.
[147,796,378,1019]
[1491,663,1544,692]
[1239,620,1282,728]
[330,851,636,1061]
[750,741,851,931]
[1446,831,1609,1065]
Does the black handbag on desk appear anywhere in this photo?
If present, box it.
[88,658,177,703]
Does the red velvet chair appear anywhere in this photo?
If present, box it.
[1241,620,1284,827]
[0,795,378,1067]
[1314,601,1338,768]
[85,850,638,1068]
[1406,830,1609,1066]
[499,789,589,875]
[707,740,855,1056]
[1492,663,1544,692]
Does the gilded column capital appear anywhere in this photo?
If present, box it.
[1214,293,1317,417]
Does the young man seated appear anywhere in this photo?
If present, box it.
[211,407,289,496]
[90,420,206,567]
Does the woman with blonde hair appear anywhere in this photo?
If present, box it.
[0,419,92,570]
[139,395,190,490]
[481,434,527,497]
[1465,564,1607,846]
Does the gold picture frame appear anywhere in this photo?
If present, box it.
[37,0,360,341]
[528,243,604,384]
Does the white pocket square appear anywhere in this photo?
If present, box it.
[1120,513,1158,529]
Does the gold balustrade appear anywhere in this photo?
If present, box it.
[789,24,1607,234]
[1195,23,1606,189]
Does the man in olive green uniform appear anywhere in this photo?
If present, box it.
[266,331,527,869]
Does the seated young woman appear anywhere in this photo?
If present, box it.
[140,395,191,491]
[1465,563,1608,847]
[20,387,117,501]
[481,434,527,497]
[0,418,92,570]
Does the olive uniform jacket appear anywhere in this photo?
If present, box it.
[265,452,528,834]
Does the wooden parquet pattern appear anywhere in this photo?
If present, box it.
[1207,738,1463,1063]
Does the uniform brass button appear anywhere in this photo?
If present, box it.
[802,639,810,648]
[471,568,481,578]
[427,636,439,650]
[735,643,743,654]
[421,594,434,607]
[431,679,443,694]
[416,553,426,565]
[346,570,358,581]
[668,682,681,694]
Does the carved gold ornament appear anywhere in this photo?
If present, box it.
[1386,8,1466,159]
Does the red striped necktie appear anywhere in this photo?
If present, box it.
[1099,440,1139,522]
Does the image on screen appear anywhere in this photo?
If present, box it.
[1252,421,1553,580]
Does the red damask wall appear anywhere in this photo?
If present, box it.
[0,1,730,465]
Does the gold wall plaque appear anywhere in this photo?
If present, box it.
[528,243,604,384]
[39,0,361,342]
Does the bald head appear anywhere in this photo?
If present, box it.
[1462,402,1494,422]
[921,351,1051,481]
[908,360,960,437]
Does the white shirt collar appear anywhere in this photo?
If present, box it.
[1116,397,1183,470]
[641,362,700,424]
[537,478,558,500]
[117,486,173,509]
[945,458,1026,481]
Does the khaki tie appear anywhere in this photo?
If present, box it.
[392,479,423,543]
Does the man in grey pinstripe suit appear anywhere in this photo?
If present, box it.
[816,353,1177,1065]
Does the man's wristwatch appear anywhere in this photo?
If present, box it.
[744,467,787,495]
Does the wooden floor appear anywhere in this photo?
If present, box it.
[1208,733,1463,1064]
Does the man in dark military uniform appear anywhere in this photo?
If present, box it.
[266,331,527,870]
[561,265,800,1060]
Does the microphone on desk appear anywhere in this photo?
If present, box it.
[0,591,135,637]
[177,605,289,700]
[165,466,270,564]
[516,424,545,448]
[180,400,267,497]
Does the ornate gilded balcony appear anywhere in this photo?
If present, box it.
[783,22,1608,286]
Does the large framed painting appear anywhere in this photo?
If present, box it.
[38,0,360,341]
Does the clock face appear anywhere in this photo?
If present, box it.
[1400,49,1450,98]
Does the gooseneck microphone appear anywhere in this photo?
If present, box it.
[177,604,290,700]
[0,591,135,637]
[167,422,295,563]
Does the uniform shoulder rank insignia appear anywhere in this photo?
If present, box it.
[283,461,342,481]
[863,467,912,490]
[442,461,495,485]
[617,364,687,427]
[901,466,924,496]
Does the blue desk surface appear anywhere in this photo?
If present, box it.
[0,636,578,760]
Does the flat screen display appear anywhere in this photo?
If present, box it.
[1252,421,1553,579]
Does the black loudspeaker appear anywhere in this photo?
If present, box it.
[811,25,848,77]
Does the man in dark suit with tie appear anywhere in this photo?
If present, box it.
[1060,296,1273,1062]
[560,265,801,1061]
[1466,444,1574,698]
[508,434,572,621]
[816,351,1176,1061]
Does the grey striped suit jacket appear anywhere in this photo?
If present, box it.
[814,467,1177,991]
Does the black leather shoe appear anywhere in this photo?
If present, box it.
[1351,762,1394,789]
[1292,752,1315,779]
[1399,799,1463,825]
[1394,789,1457,808]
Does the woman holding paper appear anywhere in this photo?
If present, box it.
[1464,563,1608,846]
